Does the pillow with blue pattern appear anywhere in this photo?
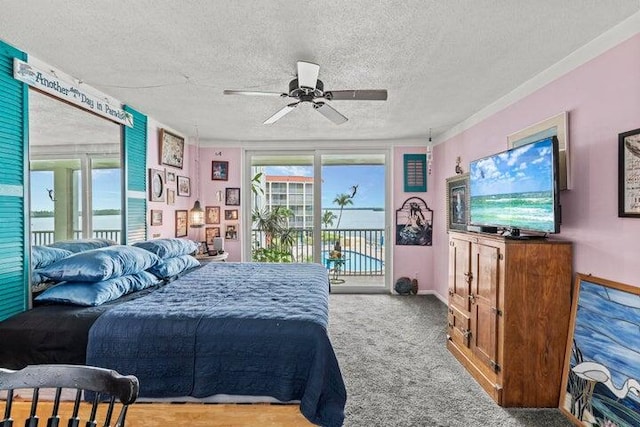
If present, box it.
[133,238,199,259]
[48,238,116,253]
[148,254,200,279]
[32,245,73,269]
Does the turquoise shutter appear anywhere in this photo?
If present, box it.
[122,106,147,244]
[404,154,427,192]
[0,40,28,320]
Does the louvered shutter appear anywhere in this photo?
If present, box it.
[123,106,147,244]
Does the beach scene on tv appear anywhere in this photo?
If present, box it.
[469,137,557,234]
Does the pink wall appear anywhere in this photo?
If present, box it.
[431,33,640,298]
[393,146,434,292]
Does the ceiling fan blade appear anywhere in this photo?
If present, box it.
[324,89,388,101]
[297,61,320,89]
[313,102,348,125]
[263,102,299,125]
[224,90,286,97]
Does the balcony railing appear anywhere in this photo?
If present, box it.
[251,228,385,276]
[31,229,121,246]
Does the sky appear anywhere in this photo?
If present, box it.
[264,164,385,208]
[469,138,554,197]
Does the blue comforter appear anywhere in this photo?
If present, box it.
[87,262,346,426]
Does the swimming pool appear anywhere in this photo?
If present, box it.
[322,250,384,273]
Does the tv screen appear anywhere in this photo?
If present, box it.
[469,136,560,235]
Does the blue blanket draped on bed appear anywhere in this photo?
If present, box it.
[87,262,346,427]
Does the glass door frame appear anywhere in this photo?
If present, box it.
[243,148,392,293]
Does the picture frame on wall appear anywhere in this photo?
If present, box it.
[166,188,175,205]
[212,161,229,181]
[508,111,570,190]
[205,206,220,224]
[395,197,433,246]
[175,209,188,237]
[559,273,640,426]
[205,226,220,245]
[159,129,185,169]
[177,175,191,196]
[148,168,165,202]
[224,224,238,240]
[224,209,238,220]
[165,169,176,183]
[225,187,240,206]
[445,173,469,231]
[618,127,640,217]
[150,209,163,226]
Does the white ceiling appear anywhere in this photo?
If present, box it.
[1,1,639,146]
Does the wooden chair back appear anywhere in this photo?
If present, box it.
[0,364,138,427]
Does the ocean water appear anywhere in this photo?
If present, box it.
[470,191,555,232]
[31,215,121,231]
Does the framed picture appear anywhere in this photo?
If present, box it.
[224,224,238,240]
[212,161,229,181]
[395,197,433,246]
[165,169,176,183]
[205,227,220,245]
[205,206,220,224]
[159,129,185,169]
[150,209,163,226]
[166,188,175,205]
[559,273,640,426]
[224,209,238,220]
[445,173,469,231]
[175,210,188,237]
[225,187,240,206]
[508,111,570,190]
[618,127,640,217]
[177,175,191,196]
[148,168,165,202]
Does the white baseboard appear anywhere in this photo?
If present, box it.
[417,289,447,304]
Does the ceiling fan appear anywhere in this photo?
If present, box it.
[223,61,387,125]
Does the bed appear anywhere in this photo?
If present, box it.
[0,261,346,427]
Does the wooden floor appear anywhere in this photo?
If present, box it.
[10,401,315,426]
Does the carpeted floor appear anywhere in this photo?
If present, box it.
[327,294,574,427]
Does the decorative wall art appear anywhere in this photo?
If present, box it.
[159,129,185,169]
[175,210,188,237]
[165,170,176,183]
[403,154,427,192]
[395,197,433,246]
[177,175,191,196]
[225,209,238,220]
[559,273,640,427]
[150,209,163,226]
[166,189,175,206]
[508,111,570,190]
[148,168,165,202]
[225,187,240,206]
[225,224,238,240]
[205,206,220,224]
[205,227,220,245]
[212,161,229,181]
[446,173,469,231]
[618,128,640,217]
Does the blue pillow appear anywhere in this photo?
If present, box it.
[34,271,160,306]
[48,238,116,253]
[148,254,200,279]
[38,245,160,282]
[32,246,73,269]
[133,238,198,259]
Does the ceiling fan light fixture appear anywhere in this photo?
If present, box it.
[296,61,320,89]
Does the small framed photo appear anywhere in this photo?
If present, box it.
[225,187,240,206]
[212,161,229,181]
[166,188,175,206]
[159,129,185,169]
[205,227,221,245]
[225,209,238,220]
[150,209,163,226]
[148,168,165,202]
[177,175,191,196]
[165,169,176,183]
[205,206,220,224]
[618,127,640,217]
[175,209,188,237]
[445,173,469,231]
[224,224,238,240]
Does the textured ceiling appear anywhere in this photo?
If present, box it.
[1,1,638,145]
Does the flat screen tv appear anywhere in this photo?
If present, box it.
[469,136,560,236]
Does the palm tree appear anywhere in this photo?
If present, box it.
[251,205,295,262]
[322,210,337,229]
[333,193,354,229]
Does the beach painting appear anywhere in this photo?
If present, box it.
[560,274,640,427]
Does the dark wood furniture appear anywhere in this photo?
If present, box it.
[0,364,138,427]
[446,231,573,407]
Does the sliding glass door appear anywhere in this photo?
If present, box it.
[246,150,389,293]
